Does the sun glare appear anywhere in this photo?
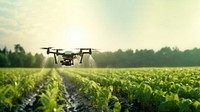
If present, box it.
[69,30,81,43]
[60,27,88,48]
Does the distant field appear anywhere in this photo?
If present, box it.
[0,68,200,112]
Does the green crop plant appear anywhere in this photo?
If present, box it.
[159,93,180,112]
[191,101,200,111]
[0,68,51,111]
[59,69,120,112]
[0,85,16,111]
[57,68,200,111]
[96,86,119,111]
[113,101,121,112]
[135,82,153,108]
[151,89,166,106]
[178,85,200,100]
[0,68,199,111]
[37,69,64,112]
[37,87,63,112]
[179,99,193,112]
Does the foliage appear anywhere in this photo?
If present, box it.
[0,68,199,111]
[0,44,55,67]
[0,68,50,111]
[59,69,120,112]
[58,68,200,111]
[92,47,200,67]
[2,45,200,67]
[37,69,64,112]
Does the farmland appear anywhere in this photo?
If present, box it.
[0,68,200,112]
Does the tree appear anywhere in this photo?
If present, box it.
[2,47,8,54]
[14,44,25,54]
[9,53,24,67]
[33,53,45,67]
[156,47,173,66]
[0,53,10,67]
[24,52,35,67]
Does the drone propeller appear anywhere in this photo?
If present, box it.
[52,48,64,51]
[74,48,97,50]
[40,47,53,49]
[52,49,64,55]
[91,48,97,50]
[41,47,54,54]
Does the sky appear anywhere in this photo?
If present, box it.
[0,0,200,53]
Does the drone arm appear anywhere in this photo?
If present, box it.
[56,52,65,55]
[47,51,64,56]
[77,49,92,64]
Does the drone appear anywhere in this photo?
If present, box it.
[41,47,93,66]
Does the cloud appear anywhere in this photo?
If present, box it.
[0,17,18,26]
[0,27,26,51]
[1,0,200,53]
[0,27,22,37]
[0,26,36,53]
[0,0,18,19]
[0,0,18,7]
[0,7,16,16]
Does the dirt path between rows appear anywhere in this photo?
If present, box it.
[14,70,95,112]
[60,72,96,112]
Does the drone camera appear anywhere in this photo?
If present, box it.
[60,60,72,66]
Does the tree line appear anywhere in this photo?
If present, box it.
[1,44,200,68]
[0,44,55,67]
[92,47,200,67]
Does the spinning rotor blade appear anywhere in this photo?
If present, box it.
[74,48,97,50]
[41,47,54,54]
[40,47,53,49]
[91,48,97,50]
[52,49,64,52]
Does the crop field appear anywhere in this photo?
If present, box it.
[0,68,200,112]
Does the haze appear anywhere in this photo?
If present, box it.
[1,0,200,53]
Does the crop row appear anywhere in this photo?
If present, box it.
[0,68,199,112]
[58,69,121,112]
[58,68,200,112]
[37,69,65,112]
[0,68,51,111]
[0,68,42,86]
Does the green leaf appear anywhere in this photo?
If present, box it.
[192,101,200,110]
[39,93,49,106]
[180,99,192,112]
[113,102,121,112]
[4,98,13,111]
[112,96,119,101]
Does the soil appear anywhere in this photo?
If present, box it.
[13,72,95,112]
[60,73,96,112]
[14,81,45,112]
